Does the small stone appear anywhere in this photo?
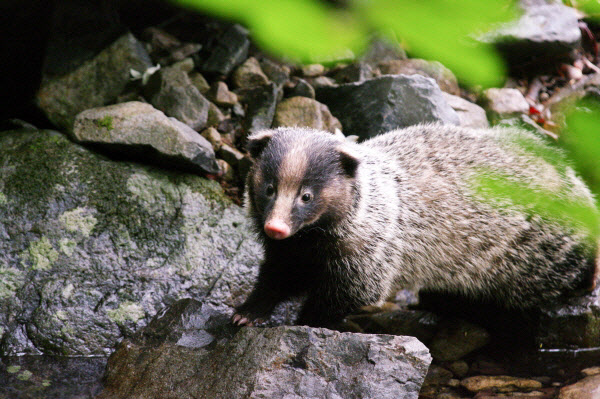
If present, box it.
[379,59,460,95]
[189,71,211,94]
[144,65,210,130]
[361,37,407,67]
[232,57,269,88]
[423,365,453,387]
[309,76,337,88]
[200,24,249,76]
[273,96,341,133]
[260,58,290,86]
[461,376,543,393]
[218,144,244,167]
[201,127,222,150]
[237,83,280,134]
[209,81,238,107]
[206,102,226,127]
[582,367,600,377]
[171,57,195,73]
[482,88,530,121]
[216,159,235,182]
[442,92,489,128]
[448,360,470,378]
[330,62,374,84]
[302,63,325,77]
[285,77,315,99]
[559,374,600,399]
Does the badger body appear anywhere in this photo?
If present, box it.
[233,124,598,327]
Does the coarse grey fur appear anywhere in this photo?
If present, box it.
[234,124,598,327]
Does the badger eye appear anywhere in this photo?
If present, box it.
[301,193,313,202]
[265,184,275,197]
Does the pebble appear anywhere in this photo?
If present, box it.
[209,81,238,107]
[461,375,543,393]
[559,374,600,399]
[302,63,325,77]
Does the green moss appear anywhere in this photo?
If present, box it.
[16,370,33,381]
[0,192,7,206]
[59,207,97,237]
[21,237,59,271]
[59,238,77,256]
[179,174,232,207]
[42,379,51,387]
[7,365,20,373]
[107,301,145,324]
[95,115,114,130]
[0,265,25,299]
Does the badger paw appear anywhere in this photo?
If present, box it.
[231,312,265,327]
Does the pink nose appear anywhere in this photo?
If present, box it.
[264,220,291,240]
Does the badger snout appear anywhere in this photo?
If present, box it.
[264,219,291,240]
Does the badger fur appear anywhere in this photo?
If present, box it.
[232,124,599,327]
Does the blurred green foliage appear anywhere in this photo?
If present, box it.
[173,0,517,87]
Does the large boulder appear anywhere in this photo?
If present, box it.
[97,299,432,399]
[0,129,263,357]
[316,75,459,140]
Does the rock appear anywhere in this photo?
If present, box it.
[379,59,460,95]
[482,88,530,121]
[232,57,269,88]
[218,144,245,168]
[423,365,453,387]
[428,319,490,361]
[171,57,195,73]
[360,37,407,67]
[237,83,280,134]
[285,77,316,99]
[97,299,432,399]
[200,24,250,77]
[273,96,342,133]
[316,75,460,139]
[302,63,325,77]
[348,310,442,344]
[559,374,600,399]
[497,114,557,139]
[260,58,290,86]
[201,126,222,150]
[73,101,219,174]
[487,4,581,71]
[144,65,210,130]
[442,92,489,128]
[309,75,337,88]
[582,367,600,377]
[461,376,543,393]
[0,129,264,356]
[535,287,600,350]
[36,32,152,132]
[208,81,239,107]
[216,159,235,182]
[330,62,374,84]
[189,71,211,94]
[206,102,226,127]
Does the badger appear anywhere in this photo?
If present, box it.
[232,124,599,327]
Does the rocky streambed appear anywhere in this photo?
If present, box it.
[2,0,600,398]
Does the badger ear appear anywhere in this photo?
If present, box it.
[246,130,275,159]
[337,147,360,177]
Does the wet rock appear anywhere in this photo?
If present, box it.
[316,75,459,139]
[379,59,460,95]
[73,101,218,175]
[482,88,530,121]
[200,24,250,77]
[285,77,316,99]
[330,62,374,84]
[144,65,210,130]
[260,58,290,86]
[232,57,269,89]
[535,287,600,349]
[487,4,581,71]
[0,129,263,356]
[273,96,342,133]
[36,32,152,132]
[461,375,543,393]
[208,81,239,107]
[559,374,600,399]
[442,92,489,128]
[237,82,280,134]
[428,319,490,362]
[97,299,432,399]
